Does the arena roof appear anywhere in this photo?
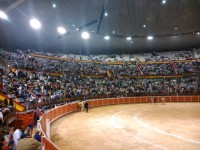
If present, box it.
[0,0,200,54]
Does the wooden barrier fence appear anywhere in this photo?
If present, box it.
[39,95,200,150]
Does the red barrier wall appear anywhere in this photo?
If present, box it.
[15,113,34,130]
[39,96,200,150]
[42,136,60,150]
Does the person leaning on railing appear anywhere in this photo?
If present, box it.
[33,130,42,143]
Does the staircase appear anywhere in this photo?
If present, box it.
[171,62,178,74]
[136,64,144,75]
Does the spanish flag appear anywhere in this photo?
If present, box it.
[0,92,25,112]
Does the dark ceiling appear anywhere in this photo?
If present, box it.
[0,0,200,54]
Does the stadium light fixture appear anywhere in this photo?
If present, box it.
[162,0,166,4]
[104,36,110,40]
[126,37,132,40]
[82,32,90,39]
[0,11,8,20]
[57,27,66,34]
[30,18,41,29]
[147,36,154,40]
[52,3,56,8]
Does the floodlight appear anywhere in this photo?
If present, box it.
[147,36,154,40]
[0,11,8,20]
[82,32,90,39]
[57,27,66,34]
[126,37,132,40]
[53,3,56,8]
[162,0,166,4]
[30,18,41,29]
[104,36,110,40]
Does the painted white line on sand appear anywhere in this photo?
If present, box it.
[135,111,200,145]
[121,129,168,150]
[112,109,168,150]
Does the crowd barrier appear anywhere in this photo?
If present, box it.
[39,95,200,150]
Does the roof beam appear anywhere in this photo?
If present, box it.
[4,0,26,13]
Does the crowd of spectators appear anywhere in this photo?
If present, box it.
[6,125,41,150]
[109,64,141,76]
[0,49,199,106]
[175,61,198,74]
[139,63,173,75]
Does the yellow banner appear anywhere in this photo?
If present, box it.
[0,93,24,112]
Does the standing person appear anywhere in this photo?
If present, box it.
[77,101,81,111]
[81,101,84,111]
[151,97,157,104]
[13,126,23,150]
[8,127,14,147]
[33,108,39,127]
[161,97,165,105]
[84,101,89,113]
[154,97,157,104]
[151,97,154,104]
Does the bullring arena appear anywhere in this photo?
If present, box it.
[0,1,200,150]
[39,96,200,150]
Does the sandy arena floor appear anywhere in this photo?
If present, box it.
[51,103,200,150]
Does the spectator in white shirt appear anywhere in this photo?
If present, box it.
[13,126,23,150]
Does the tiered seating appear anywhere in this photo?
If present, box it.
[0,49,199,110]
